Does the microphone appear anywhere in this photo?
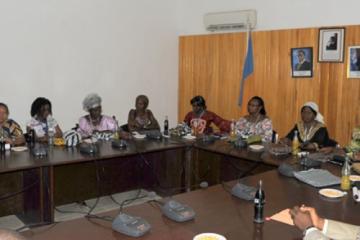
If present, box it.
[112,213,151,237]
[111,190,155,237]
[278,163,297,177]
[159,199,195,222]
[231,182,256,201]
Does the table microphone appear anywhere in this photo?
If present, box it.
[160,199,195,222]
[112,213,151,237]
[112,190,155,237]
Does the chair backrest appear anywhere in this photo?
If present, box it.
[271,130,277,143]
[120,124,129,132]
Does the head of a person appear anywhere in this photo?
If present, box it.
[31,97,52,120]
[301,102,318,124]
[247,96,266,116]
[0,228,26,240]
[330,36,336,43]
[0,103,9,125]
[83,93,102,120]
[135,95,149,111]
[297,50,306,62]
[190,96,206,114]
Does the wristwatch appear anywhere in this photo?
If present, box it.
[303,225,316,236]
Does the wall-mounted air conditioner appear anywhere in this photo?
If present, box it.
[204,10,257,32]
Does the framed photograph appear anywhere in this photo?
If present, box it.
[291,47,313,78]
[318,28,345,62]
[347,46,360,78]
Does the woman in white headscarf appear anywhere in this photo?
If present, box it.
[78,93,117,138]
[282,102,336,151]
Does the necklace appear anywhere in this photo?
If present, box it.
[248,114,261,125]
[303,123,315,142]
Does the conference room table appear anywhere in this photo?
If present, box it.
[22,167,360,240]
[0,136,352,233]
[0,138,189,223]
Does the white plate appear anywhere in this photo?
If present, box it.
[11,146,28,152]
[319,188,346,198]
[183,135,196,140]
[249,144,264,152]
[350,175,360,182]
[193,233,226,240]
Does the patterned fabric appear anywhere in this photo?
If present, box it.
[285,121,336,147]
[78,115,116,137]
[0,119,23,139]
[27,115,58,138]
[184,111,230,134]
[296,121,324,142]
[235,117,273,142]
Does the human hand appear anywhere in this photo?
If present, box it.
[319,147,334,154]
[300,142,316,151]
[290,206,313,231]
[120,131,133,140]
[300,205,325,230]
[279,138,291,146]
[354,152,360,161]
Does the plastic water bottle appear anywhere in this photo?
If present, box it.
[48,128,55,146]
[254,180,265,223]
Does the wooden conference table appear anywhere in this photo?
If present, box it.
[0,138,188,223]
[22,168,360,240]
[0,136,356,238]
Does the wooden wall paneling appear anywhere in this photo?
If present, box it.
[179,25,360,145]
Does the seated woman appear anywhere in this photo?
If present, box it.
[184,96,230,134]
[0,103,25,145]
[27,97,62,142]
[127,95,160,132]
[282,102,336,151]
[235,96,273,142]
[78,93,120,138]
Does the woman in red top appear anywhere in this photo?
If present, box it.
[184,96,230,134]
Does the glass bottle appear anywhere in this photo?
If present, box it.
[292,130,300,155]
[254,180,265,223]
[112,116,119,140]
[164,116,169,135]
[230,119,236,140]
[341,156,351,191]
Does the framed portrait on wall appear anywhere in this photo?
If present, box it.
[291,47,313,78]
[347,46,360,78]
[318,28,345,62]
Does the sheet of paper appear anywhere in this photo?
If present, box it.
[270,208,294,226]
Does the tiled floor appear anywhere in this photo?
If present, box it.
[0,189,161,231]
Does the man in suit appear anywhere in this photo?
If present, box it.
[295,49,311,71]
[290,205,360,240]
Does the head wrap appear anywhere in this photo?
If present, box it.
[82,93,102,112]
[302,102,324,124]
